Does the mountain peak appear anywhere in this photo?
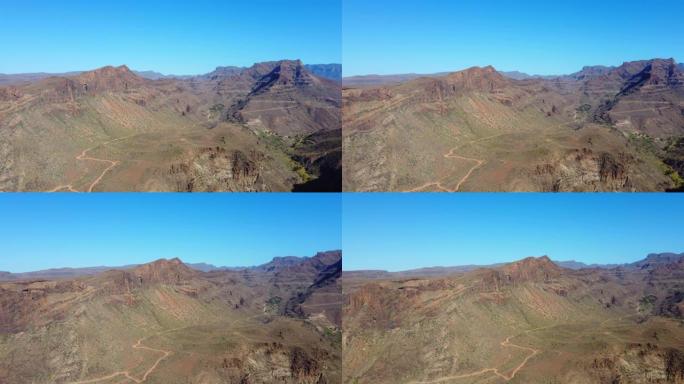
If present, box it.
[249,59,314,95]
[444,65,507,91]
[131,258,197,284]
[499,255,562,282]
[86,65,134,77]
[74,65,144,92]
[631,252,684,269]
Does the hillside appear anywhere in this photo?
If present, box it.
[0,60,341,192]
[0,251,342,383]
[343,253,684,383]
[343,58,684,191]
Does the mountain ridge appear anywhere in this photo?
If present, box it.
[0,62,343,85]
[343,252,684,279]
[0,250,343,281]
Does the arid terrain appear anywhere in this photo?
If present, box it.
[343,253,684,383]
[0,251,342,383]
[0,60,341,191]
[343,58,684,191]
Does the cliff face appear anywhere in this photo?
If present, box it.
[589,344,684,384]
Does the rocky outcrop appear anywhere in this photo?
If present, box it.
[285,257,342,326]
[169,147,268,192]
[216,342,334,384]
[249,60,316,95]
[531,148,633,191]
[618,59,683,96]
[588,344,684,383]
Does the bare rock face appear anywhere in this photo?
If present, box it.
[250,60,315,95]
[222,343,332,384]
[618,59,683,96]
[169,147,268,192]
[531,148,633,191]
[285,257,342,327]
[588,344,684,383]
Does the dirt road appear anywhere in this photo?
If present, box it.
[404,133,509,192]
[68,315,265,384]
[47,134,137,192]
[407,325,551,384]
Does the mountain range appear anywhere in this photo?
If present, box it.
[344,252,684,383]
[343,252,684,279]
[0,250,342,383]
[0,254,335,281]
[0,60,341,192]
[343,58,684,192]
[0,63,342,85]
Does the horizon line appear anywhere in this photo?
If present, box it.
[2,249,342,274]
[342,56,681,79]
[345,251,682,273]
[0,60,343,77]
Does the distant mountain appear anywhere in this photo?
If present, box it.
[629,252,684,269]
[344,252,684,279]
[1,63,341,84]
[304,64,342,81]
[555,260,622,269]
[0,251,343,281]
[500,70,536,80]
[133,70,193,80]
[0,71,82,86]
[0,264,138,280]
[565,65,614,81]
[343,72,450,87]
[185,262,235,272]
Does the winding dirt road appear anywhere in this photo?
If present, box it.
[48,134,136,193]
[68,332,171,384]
[408,325,552,384]
[68,314,264,384]
[404,133,510,192]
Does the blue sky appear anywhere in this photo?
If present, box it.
[0,0,341,75]
[0,194,341,272]
[343,0,684,76]
[343,193,684,271]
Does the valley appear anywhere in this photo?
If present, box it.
[343,253,684,383]
[0,251,342,383]
[343,59,684,191]
[0,61,342,192]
